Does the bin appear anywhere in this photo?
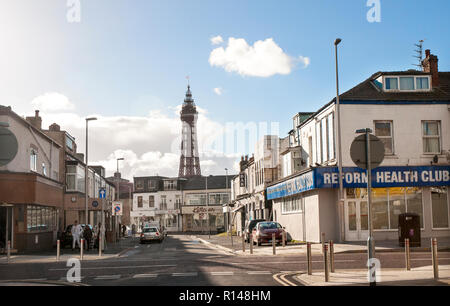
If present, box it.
[398,213,421,247]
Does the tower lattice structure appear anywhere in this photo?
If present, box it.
[178,85,201,178]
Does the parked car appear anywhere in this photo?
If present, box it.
[140,226,164,244]
[59,224,93,248]
[252,221,284,246]
[244,219,266,242]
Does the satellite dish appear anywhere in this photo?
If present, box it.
[0,127,19,166]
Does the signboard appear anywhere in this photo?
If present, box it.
[92,201,99,208]
[267,166,450,200]
[182,206,223,214]
[99,188,106,199]
[350,134,385,169]
[112,201,122,216]
[239,173,246,187]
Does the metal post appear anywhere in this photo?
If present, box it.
[282,230,286,247]
[80,238,84,260]
[57,240,60,262]
[324,243,329,282]
[272,233,276,255]
[242,235,245,253]
[7,241,11,263]
[85,121,89,226]
[405,238,411,271]
[250,234,253,254]
[307,242,312,275]
[432,238,439,280]
[99,236,102,257]
[365,129,376,286]
[321,232,325,254]
[329,240,335,273]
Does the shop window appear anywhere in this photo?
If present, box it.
[422,121,441,154]
[374,121,394,155]
[389,188,406,229]
[405,187,424,227]
[432,187,449,229]
[372,189,389,230]
[26,205,56,232]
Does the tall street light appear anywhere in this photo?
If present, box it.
[225,168,229,236]
[334,38,345,242]
[85,117,97,225]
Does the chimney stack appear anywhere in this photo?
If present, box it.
[422,49,439,87]
[49,123,60,132]
[26,110,42,130]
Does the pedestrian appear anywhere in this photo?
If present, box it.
[122,224,126,237]
[71,220,83,251]
[83,224,93,251]
[95,222,102,249]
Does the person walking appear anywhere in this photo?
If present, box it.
[122,224,126,237]
[83,225,93,251]
[71,220,83,251]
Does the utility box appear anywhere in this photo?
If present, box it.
[398,213,421,247]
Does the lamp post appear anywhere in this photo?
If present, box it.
[85,117,97,225]
[116,158,124,239]
[225,168,230,236]
[178,178,188,232]
[334,38,345,242]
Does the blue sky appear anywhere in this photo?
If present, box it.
[1,0,449,177]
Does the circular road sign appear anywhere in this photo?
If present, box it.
[0,127,19,166]
[92,201,99,208]
[350,134,385,170]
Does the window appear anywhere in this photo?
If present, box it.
[399,77,414,90]
[148,196,155,208]
[136,180,144,190]
[164,180,176,190]
[175,195,182,208]
[374,121,394,155]
[327,113,335,160]
[26,205,56,232]
[160,196,167,210]
[422,121,441,154]
[137,196,143,208]
[186,194,207,206]
[321,118,327,162]
[208,193,229,205]
[148,180,156,190]
[282,195,303,214]
[66,136,74,151]
[65,164,85,192]
[30,150,37,171]
[432,187,449,228]
[385,77,398,90]
[416,77,430,90]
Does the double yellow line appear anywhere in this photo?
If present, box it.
[273,272,299,286]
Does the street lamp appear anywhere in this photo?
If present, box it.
[334,38,345,242]
[85,117,97,225]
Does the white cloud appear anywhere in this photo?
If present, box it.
[31,92,75,112]
[209,37,310,77]
[213,87,223,95]
[210,35,224,45]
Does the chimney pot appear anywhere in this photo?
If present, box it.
[35,110,39,117]
[425,49,431,57]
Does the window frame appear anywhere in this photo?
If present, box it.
[374,120,395,155]
[430,187,450,230]
[383,75,431,92]
[422,120,441,155]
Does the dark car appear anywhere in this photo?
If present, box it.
[244,219,266,242]
[59,224,93,248]
[252,221,284,246]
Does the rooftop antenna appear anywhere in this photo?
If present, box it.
[186,75,190,87]
[412,40,425,69]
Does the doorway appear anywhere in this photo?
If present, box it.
[345,200,369,241]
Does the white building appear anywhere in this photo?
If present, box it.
[269,50,450,243]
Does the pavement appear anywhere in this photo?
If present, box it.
[296,265,450,286]
[0,236,138,264]
[194,234,450,256]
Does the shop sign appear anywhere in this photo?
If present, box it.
[267,171,315,200]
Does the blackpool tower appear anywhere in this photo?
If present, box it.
[178,85,201,177]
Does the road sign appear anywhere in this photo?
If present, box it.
[99,188,106,199]
[112,201,122,216]
[0,127,18,166]
[92,201,99,208]
[350,134,385,169]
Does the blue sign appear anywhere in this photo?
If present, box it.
[92,201,99,208]
[267,165,450,200]
[99,188,106,199]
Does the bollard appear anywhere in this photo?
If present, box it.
[282,230,286,247]
[99,236,102,257]
[321,232,325,254]
[80,238,84,260]
[432,238,439,279]
[7,241,11,263]
[323,243,329,282]
[405,238,411,271]
[329,240,335,273]
[272,233,276,255]
[242,235,245,253]
[250,234,253,255]
[307,242,312,275]
[56,240,60,262]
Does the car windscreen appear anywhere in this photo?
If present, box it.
[143,227,157,233]
[259,223,278,230]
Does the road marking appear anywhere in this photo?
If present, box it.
[48,264,176,271]
[210,272,234,276]
[133,274,158,278]
[94,275,121,280]
[280,273,298,286]
[247,271,272,275]
[172,272,198,277]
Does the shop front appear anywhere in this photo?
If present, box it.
[181,206,224,233]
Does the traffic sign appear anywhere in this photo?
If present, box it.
[99,188,106,199]
[350,134,385,169]
[0,127,18,166]
[112,201,122,216]
[92,201,99,208]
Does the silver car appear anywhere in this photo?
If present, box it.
[140,227,164,244]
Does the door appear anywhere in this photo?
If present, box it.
[345,200,369,241]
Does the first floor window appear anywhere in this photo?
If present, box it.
[423,121,441,154]
[149,196,155,208]
[375,121,394,155]
[432,187,449,228]
[137,196,143,208]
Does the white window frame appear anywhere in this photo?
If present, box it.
[374,120,395,155]
[430,187,450,230]
[30,149,38,172]
[422,121,441,155]
[383,75,431,92]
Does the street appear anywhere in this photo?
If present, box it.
[1,235,450,286]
